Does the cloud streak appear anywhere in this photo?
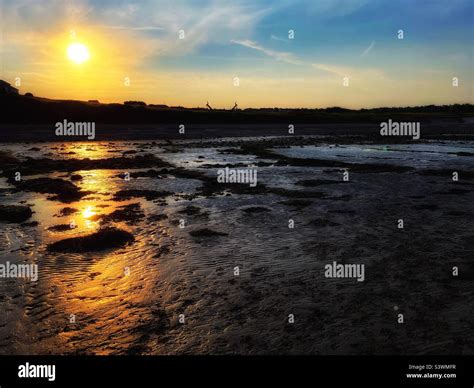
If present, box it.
[231,39,303,65]
[231,38,389,86]
[361,40,375,57]
[104,25,164,31]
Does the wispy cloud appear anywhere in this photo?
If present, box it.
[231,39,303,65]
[104,25,164,31]
[232,39,355,77]
[2,0,471,107]
[312,62,387,81]
[160,4,271,55]
[311,63,347,77]
[232,38,387,84]
[2,0,272,55]
[361,40,375,57]
[270,34,288,43]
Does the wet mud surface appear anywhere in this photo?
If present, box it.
[0,136,472,355]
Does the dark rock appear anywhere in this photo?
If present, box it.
[47,224,76,232]
[0,151,20,167]
[113,190,172,201]
[47,227,134,253]
[0,205,33,223]
[57,207,78,217]
[21,221,39,227]
[70,174,83,181]
[178,205,202,215]
[92,203,144,223]
[11,177,89,203]
[1,155,171,177]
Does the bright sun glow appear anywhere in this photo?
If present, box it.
[82,206,96,219]
[67,43,90,64]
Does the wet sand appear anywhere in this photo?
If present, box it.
[0,120,473,142]
[0,136,473,355]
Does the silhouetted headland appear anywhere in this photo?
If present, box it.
[0,91,473,142]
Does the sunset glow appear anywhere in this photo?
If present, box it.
[67,43,90,64]
[1,0,471,108]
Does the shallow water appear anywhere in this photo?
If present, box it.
[0,139,473,354]
[273,143,474,170]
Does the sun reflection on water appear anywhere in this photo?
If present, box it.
[82,206,96,219]
[82,205,98,229]
[4,141,180,354]
[62,142,112,160]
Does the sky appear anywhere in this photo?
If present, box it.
[0,0,472,108]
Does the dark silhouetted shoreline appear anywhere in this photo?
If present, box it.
[1,94,473,142]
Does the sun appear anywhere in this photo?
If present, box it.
[67,42,90,64]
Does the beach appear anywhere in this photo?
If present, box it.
[0,133,472,355]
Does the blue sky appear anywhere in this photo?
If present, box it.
[1,0,472,107]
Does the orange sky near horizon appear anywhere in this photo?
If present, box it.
[1,0,472,109]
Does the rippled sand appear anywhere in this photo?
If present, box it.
[0,139,473,354]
